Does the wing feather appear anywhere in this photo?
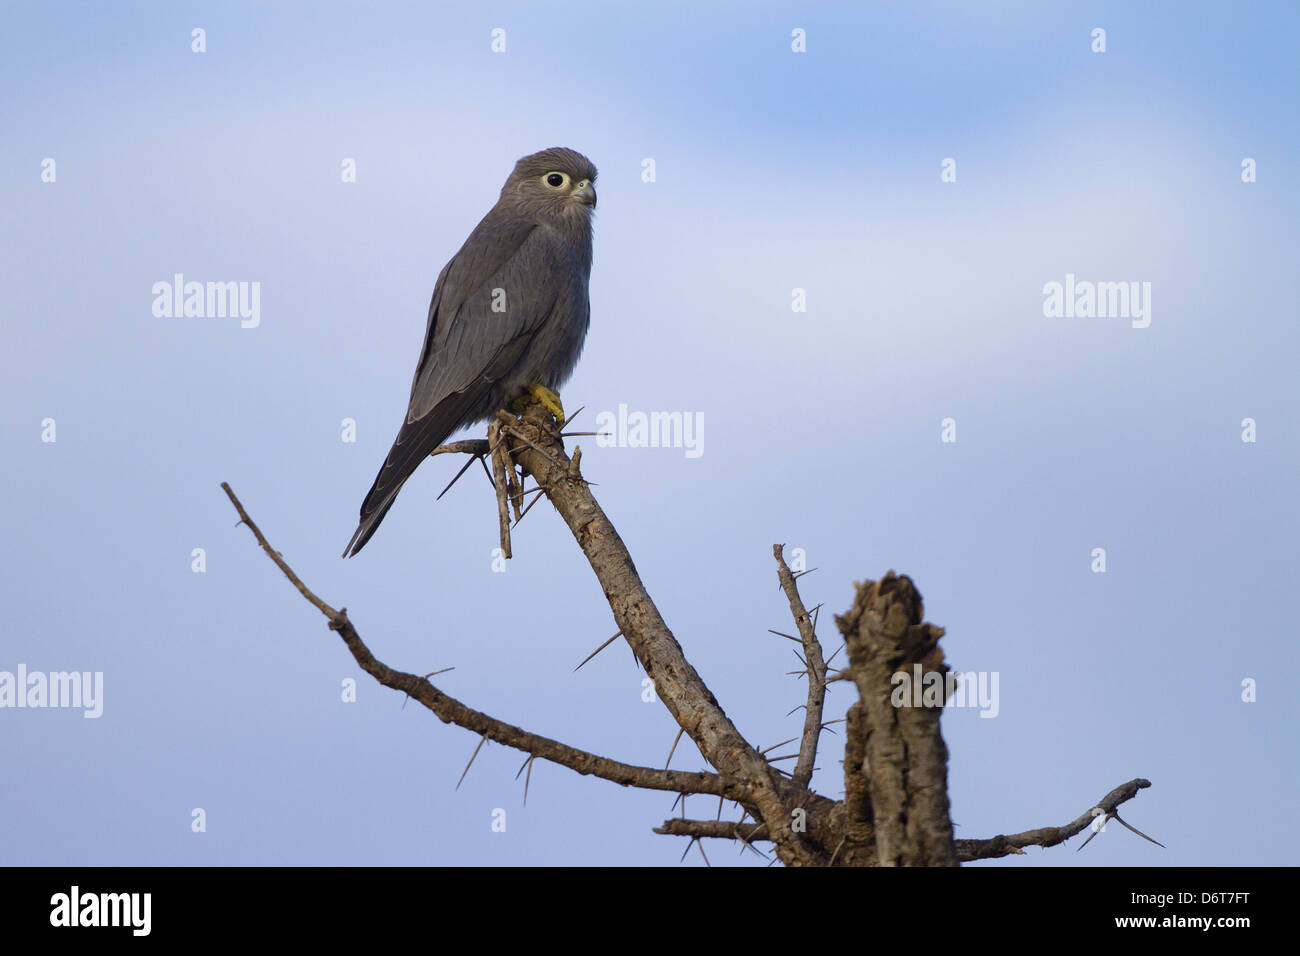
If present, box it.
[343,215,570,556]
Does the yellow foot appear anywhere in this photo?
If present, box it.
[512,383,565,421]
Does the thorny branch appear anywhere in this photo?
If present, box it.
[477,406,824,866]
[955,778,1157,861]
[486,420,513,558]
[223,402,1159,866]
[220,480,743,803]
[657,777,1160,864]
[773,545,828,789]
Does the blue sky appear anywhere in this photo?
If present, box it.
[2,0,1296,865]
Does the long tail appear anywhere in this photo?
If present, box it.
[342,389,486,557]
[341,487,404,557]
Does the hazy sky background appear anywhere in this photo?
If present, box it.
[2,1,1296,866]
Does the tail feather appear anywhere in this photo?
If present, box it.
[343,388,488,557]
[341,490,402,558]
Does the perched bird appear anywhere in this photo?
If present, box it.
[343,147,597,557]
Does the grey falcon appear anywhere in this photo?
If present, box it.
[343,146,597,557]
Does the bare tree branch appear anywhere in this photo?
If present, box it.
[432,442,491,501]
[430,439,491,458]
[497,406,823,866]
[225,403,1157,867]
[486,421,513,558]
[956,778,1157,861]
[773,544,828,789]
[655,819,769,842]
[220,481,744,803]
[659,777,1157,864]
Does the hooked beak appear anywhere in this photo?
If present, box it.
[573,181,597,209]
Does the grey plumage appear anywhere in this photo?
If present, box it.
[343,147,597,557]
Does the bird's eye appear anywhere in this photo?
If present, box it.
[543,172,569,189]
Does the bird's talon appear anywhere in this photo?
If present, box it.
[513,384,565,421]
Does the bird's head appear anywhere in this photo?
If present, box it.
[505,147,598,222]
